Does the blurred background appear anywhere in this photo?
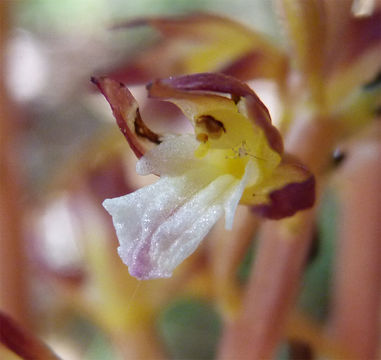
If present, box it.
[1,0,380,359]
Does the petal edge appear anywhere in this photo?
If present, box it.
[91,76,161,158]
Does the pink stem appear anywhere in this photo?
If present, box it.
[219,211,315,359]
[218,117,339,359]
[208,207,259,316]
[0,311,60,360]
[330,135,381,359]
[0,2,29,327]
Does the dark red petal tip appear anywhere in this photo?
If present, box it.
[252,175,316,220]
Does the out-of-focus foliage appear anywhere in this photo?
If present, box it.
[298,190,337,321]
[157,298,222,359]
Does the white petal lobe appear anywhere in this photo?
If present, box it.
[136,134,201,176]
[103,167,242,280]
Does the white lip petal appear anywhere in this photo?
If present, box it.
[136,134,202,176]
[103,167,242,280]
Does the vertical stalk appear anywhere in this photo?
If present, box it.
[219,117,339,359]
[219,210,315,359]
[330,135,381,359]
[208,207,259,318]
[0,1,29,326]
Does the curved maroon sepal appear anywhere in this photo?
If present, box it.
[91,77,160,158]
[149,72,254,97]
[252,175,315,219]
[251,152,316,221]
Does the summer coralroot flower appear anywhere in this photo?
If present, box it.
[92,73,314,280]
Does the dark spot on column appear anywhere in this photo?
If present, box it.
[196,115,226,139]
[196,133,209,143]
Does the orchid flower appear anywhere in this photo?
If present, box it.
[92,73,314,280]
